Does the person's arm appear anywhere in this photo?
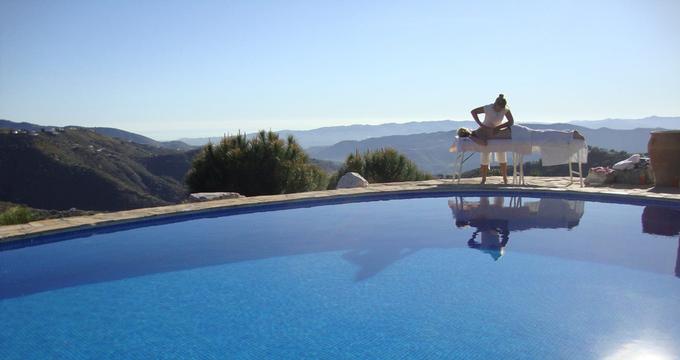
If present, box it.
[495,109,514,131]
[471,107,485,127]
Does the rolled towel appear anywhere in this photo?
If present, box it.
[613,154,640,171]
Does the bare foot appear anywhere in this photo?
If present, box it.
[480,178,486,185]
[503,176,508,185]
[573,130,585,140]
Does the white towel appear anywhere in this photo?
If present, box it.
[450,125,588,166]
[613,154,641,171]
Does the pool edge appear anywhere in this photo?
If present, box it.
[2,178,679,244]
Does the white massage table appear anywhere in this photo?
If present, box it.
[448,125,588,186]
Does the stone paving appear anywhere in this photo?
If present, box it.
[2,176,679,243]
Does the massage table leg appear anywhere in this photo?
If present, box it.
[512,153,525,185]
[459,152,464,184]
[567,152,585,187]
[569,162,573,184]
[578,152,584,187]
[454,151,465,184]
[512,153,517,185]
[520,154,525,185]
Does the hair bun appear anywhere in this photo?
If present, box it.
[498,94,504,99]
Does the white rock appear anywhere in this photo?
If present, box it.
[336,172,369,189]
[189,192,244,202]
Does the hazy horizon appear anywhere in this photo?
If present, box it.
[2,1,679,139]
[4,114,680,141]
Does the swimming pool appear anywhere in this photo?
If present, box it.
[1,192,679,359]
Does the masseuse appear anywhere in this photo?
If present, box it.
[470,94,514,184]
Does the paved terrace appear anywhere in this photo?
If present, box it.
[2,176,679,243]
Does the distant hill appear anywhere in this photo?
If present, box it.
[178,136,221,147]
[0,120,194,150]
[275,120,475,148]
[307,125,662,175]
[569,116,680,130]
[179,120,477,148]
[0,120,44,132]
[92,127,195,150]
[177,116,678,149]
[0,127,198,211]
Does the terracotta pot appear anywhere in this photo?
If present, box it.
[648,130,680,187]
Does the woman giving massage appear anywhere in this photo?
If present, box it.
[469,94,514,184]
[464,94,585,184]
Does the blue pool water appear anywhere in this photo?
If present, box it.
[1,193,679,359]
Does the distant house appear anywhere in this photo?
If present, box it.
[41,127,60,135]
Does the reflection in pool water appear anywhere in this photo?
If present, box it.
[450,196,584,260]
[642,205,680,277]
[1,194,679,359]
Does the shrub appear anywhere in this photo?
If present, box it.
[328,148,432,188]
[186,131,327,196]
[0,206,35,225]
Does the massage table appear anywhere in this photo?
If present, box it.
[448,125,588,186]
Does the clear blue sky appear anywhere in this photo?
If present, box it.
[1,0,678,139]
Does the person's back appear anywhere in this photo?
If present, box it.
[482,104,509,128]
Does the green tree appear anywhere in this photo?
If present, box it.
[186,131,327,196]
[328,148,432,188]
[0,206,35,225]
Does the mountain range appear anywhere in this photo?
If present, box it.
[178,116,679,148]
[177,120,466,148]
[569,116,680,130]
[0,120,194,151]
[306,123,670,175]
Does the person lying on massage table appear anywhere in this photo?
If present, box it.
[470,94,514,184]
[468,94,585,185]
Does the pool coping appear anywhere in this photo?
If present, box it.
[2,176,679,243]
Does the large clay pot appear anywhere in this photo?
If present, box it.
[648,130,680,187]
